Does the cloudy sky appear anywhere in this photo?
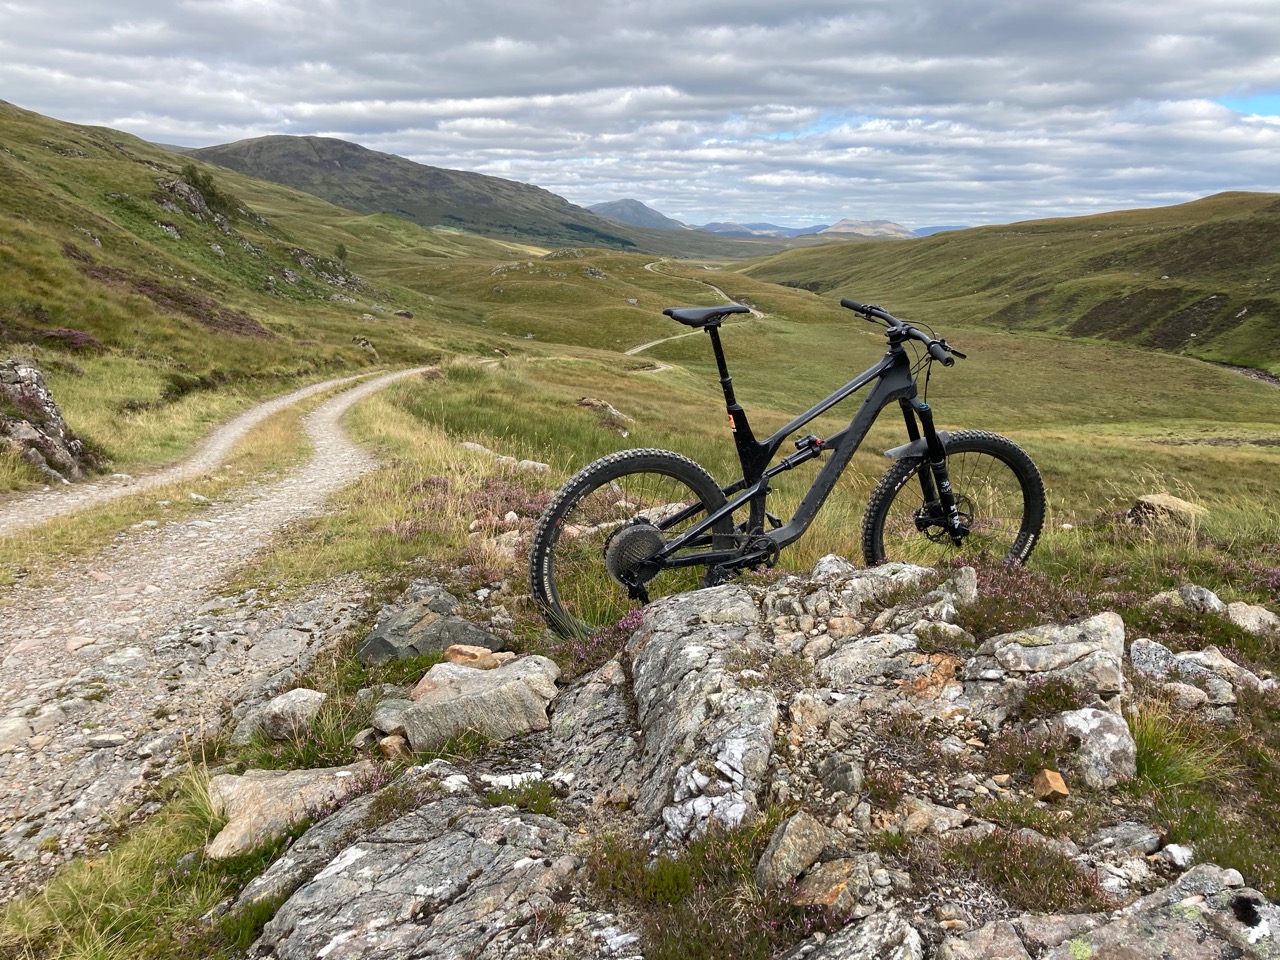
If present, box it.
[2,0,1278,229]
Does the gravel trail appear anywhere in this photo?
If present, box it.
[0,367,426,898]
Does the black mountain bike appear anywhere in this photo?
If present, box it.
[529,298,1045,637]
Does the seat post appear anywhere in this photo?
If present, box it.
[705,324,737,407]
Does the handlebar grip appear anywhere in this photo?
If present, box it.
[840,298,869,312]
[928,341,955,366]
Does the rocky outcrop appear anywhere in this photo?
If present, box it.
[0,359,95,483]
[230,559,1280,959]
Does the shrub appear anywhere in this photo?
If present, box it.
[943,828,1113,913]
[1016,674,1093,720]
[587,816,840,960]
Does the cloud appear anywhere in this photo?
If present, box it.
[1,0,1278,226]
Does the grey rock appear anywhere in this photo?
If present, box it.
[624,586,778,841]
[1050,707,1136,789]
[245,628,309,663]
[0,716,33,752]
[898,796,970,836]
[259,688,328,741]
[1085,821,1162,856]
[1129,637,1182,683]
[0,359,94,483]
[819,634,918,686]
[355,581,500,665]
[1161,681,1210,711]
[1148,583,1228,615]
[936,920,1031,960]
[370,698,412,736]
[1227,601,1280,637]
[548,658,643,812]
[1043,880,1280,959]
[780,909,924,959]
[252,797,580,960]
[819,752,865,796]
[399,656,560,751]
[982,612,1125,673]
[755,810,831,889]
[207,761,375,859]
[237,763,449,909]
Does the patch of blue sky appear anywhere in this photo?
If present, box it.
[760,114,859,141]
[1216,93,1280,116]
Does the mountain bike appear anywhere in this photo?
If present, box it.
[529,298,1045,637]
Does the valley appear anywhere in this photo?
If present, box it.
[2,100,1280,960]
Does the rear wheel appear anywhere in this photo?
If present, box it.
[529,449,732,638]
[861,431,1044,567]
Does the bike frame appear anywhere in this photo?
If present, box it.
[646,321,957,574]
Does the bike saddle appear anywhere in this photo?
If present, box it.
[663,304,751,327]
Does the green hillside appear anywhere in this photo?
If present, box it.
[739,192,1280,372]
[188,135,838,258]
[3,98,1278,520]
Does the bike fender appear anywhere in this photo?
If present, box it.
[883,430,950,459]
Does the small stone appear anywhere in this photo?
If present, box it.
[444,644,512,670]
[1033,769,1069,802]
[379,734,413,760]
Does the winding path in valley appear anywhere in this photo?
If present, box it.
[627,261,764,357]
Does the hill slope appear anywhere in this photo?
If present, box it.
[740,192,1280,371]
[189,137,813,258]
[588,198,688,231]
[191,135,641,250]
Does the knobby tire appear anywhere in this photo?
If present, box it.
[861,430,1044,567]
[529,449,731,639]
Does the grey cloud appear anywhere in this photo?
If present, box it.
[1,0,1278,225]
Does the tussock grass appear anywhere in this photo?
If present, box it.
[0,765,232,960]
[1128,699,1238,793]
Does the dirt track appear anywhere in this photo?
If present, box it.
[0,368,426,898]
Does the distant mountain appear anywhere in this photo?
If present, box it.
[588,199,687,231]
[189,136,641,250]
[187,139,809,257]
[818,219,915,239]
[692,221,829,238]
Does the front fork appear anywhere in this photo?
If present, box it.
[901,398,968,544]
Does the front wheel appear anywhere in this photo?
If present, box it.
[862,430,1045,567]
[529,449,733,638]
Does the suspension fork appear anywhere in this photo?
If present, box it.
[903,398,968,544]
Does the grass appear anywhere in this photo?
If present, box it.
[0,764,274,960]
[1128,699,1237,793]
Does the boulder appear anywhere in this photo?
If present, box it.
[355,581,498,664]
[1050,707,1136,789]
[400,656,560,751]
[206,761,374,859]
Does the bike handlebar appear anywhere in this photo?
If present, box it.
[840,297,958,366]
